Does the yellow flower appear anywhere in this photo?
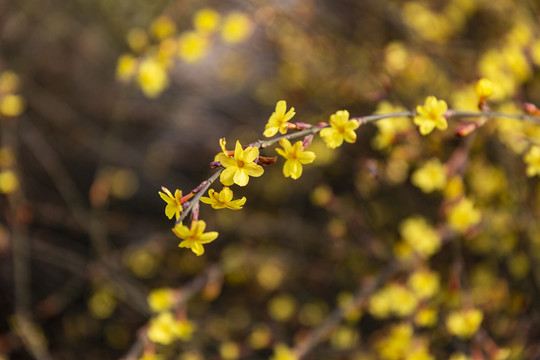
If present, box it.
[193,8,220,34]
[213,137,228,161]
[371,101,412,150]
[263,100,296,137]
[407,269,440,300]
[200,187,246,209]
[319,110,359,149]
[411,158,447,193]
[0,170,19,194]
[172,220,218,256]
[275,139,316,180]
[0,94,25,117]
[475,78,494,99]
[158,187,183,220]
[147,288,175,312]
[447,198,481,233]
[270,343,297,360]
[178,31,210,63]
[116,54,138,82]
[446,308,483,339]
[221,12,252,44]
[137,58,169,98]
[524,145,540,177]
[219,141,264,186]
[414,96,448,135]
[147,312,195,344]
[400,216,441,258]
[151,16,177,40]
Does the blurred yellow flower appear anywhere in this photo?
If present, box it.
[270,343,297,360]
[172,220,218,256]
[414,96,448,135]
[221,12,252,43]
[137,58,169,98]
[446,308,483,339]
[0,170,19,193]
[447,198,481,233]
[219,141,264,187]
[0,94,25,117]
[475,78,494,99]
[400,216,441,258]
[200,187,246,209]
[116,54,138,82]
[275,138,316,180]
[158,187,183,220]
[411,158,447,193]
[193,8,220,34]
[147,312,194,344]
[147,288,175,312]
[263,100,296,137]
[151,16,177,39]
[408,269,440,299]
[320,110,359,149]
[178,31,210,63]
[524,145,540,177]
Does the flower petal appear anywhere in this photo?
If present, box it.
[243,146,259,163]
[234,169,250,186]
[244,163,264,177]
[220,167,236,186]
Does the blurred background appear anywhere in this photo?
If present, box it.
[1,0,540,359]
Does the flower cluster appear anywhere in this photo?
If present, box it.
[116,8,253,98]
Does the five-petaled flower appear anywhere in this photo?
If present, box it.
[319,110,359,149]
[414,96,448,135]
[275,138,316,180]
[159,187,183,220]
[200,187,246,209]
[172,220,218,256]
[219,140,264,186]
[263,100,296,137]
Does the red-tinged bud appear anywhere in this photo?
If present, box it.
[456,123,477,137]
[294,122,313,130]
[317,122,328,127]
[302,135,314,148]
[258,156,278,165]
[209,161,221,168]
[286,122,297,129]
[180,193,195,204]
[524,102,540,117]
[191,202,200,221]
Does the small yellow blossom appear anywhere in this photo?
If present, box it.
[116,54,138,82]
[371,101,412,150]
[414,96,448,135]
[408,269,440,300]
[158,187,183,220]
[147,312,194,344]
[415,307,437,327]
[411,158,447,193]
[137,58,169,98]
[443,175,464,199]
[172,220,218,256]
[178,31,210,63]
[127,28,148,52]
[368,283,418,318]
[147,288,175,312]
[375,323,413,360]
[268,294,296,322]
[275,139,316,180]
[270,343,298,360]
[213,137,228,161]
[446,308,483,339]
[263,100,296,137]
[320,110,360,149]
[220,341,240,360]
[475,78,494,99]
[524,145,540,177]
[0,170,19,193]
[221,12,252,44]
[0,94,25,117]
[447,198,481,233]
[151,16,177,40]
[400,216,441,258]
[219,141,264,187]
[200,187,246,209]
[193,8,220,34]
[0,71,20,93]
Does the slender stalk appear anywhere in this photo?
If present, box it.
[174,108,540,224]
